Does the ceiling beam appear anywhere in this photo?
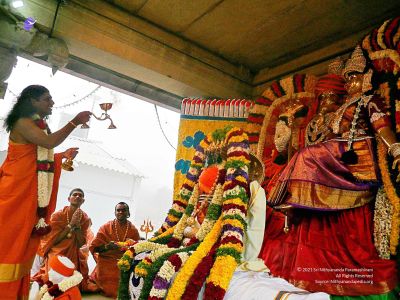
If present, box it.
[18,0,253,100]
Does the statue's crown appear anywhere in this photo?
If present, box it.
[343,45,366,79]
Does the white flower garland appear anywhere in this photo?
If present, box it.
[133,241,169,255]
[274,120,291,152]
[172,184,200,240]
[38,271,83,300]
[33,114,54,234]
[195,183,223,241]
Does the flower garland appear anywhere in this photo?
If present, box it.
[165,218,223,300]
[38,271,83,300]
[138,244,199,300]
[246,97,273,154]
[117,241,169,272]
[116,239,137,252]
[32,114,55,236]
[154,136,210,236]
[148,252,191,300]
[167,184,199,247]
[181,243,219,300]
[149,226,175,244]
[135,247,176,277]
[274,120,291,152]
[135,181,220,277]
[374,188,392,259]
[205,128,250,300]
[376,139,400,255]
[186,183,224,246]
[117,127,249,299]
[117,248,135,272]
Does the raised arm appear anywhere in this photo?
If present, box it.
[12,111,91,149]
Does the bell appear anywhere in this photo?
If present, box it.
[61,158,74,171]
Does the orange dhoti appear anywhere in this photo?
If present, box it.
[0,142,61,300]
[90,220,140,298]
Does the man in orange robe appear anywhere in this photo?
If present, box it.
[0,143,62,300]
[90,202,140,297]
[33,188,96,292]
[0,85,91,299]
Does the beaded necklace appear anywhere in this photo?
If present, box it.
[66,208,82,239]
[113,219,129,242]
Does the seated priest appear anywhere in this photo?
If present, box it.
[90,202,140,298]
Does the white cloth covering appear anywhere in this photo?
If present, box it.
[237,180,269,272]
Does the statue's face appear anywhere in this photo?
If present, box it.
[345,73,363,95]
[318,92,341,113]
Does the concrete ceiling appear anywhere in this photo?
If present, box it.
[2,0,400,110]
[105,0,399,70]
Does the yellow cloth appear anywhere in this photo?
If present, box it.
[238,181,269,272]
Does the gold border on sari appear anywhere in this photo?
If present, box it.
[288,181,375,210]
[0,259,33,282]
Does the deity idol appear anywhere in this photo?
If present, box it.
[260,45,399,296]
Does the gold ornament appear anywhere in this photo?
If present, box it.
[328,57,344,75]
[186,216,195,226]
[343,45,367,79]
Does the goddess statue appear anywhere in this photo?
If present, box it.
[305,57,347,146]
[260,45,399,297]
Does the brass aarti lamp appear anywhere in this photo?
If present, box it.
[81,103,117,129]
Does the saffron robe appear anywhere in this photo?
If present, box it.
[0,142,62,300]
[33,207,92,291]
[90,220,140,298]
[54,286,81,300]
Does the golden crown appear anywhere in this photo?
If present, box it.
[343,45,366,79]
[328,57,344,75]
